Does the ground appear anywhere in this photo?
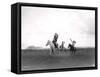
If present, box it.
[21,48,95,71]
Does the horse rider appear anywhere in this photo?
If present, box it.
[52,33,58,48]
[70,38,76,47]
[60,41,65,49]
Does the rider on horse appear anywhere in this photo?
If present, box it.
[68,38,76,54]
[52,33,59,48]
[70,38,76,47]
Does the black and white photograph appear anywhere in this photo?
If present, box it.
[20,4,97,72]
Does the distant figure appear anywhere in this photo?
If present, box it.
[68,38,76,54]
[70,38,76,47]
[60,41,65,49]
[52,33,58,48]
[59,41,67,52]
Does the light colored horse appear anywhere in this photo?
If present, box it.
[46,40,67,55]
[46,40,56,55]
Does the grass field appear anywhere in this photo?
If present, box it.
[21,48,95,71]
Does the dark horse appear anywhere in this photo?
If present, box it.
[68,44,76,54]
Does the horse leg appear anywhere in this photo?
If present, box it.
[72,47,75,54]
[72,49,74,55]
[74,47,76,54]
[72,50,74,54]
[52,48,55,55]
[73,50,75,54]
[70,49,72,55]
[72,47,75,55]
[50,49,52,55]
[72,48,74,54]
[50,48,53,55]
[74,48,75,54]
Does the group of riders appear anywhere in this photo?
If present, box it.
[51,33,76,54]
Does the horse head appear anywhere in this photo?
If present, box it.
[46,40,51,46]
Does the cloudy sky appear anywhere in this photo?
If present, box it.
[21,6,95,49]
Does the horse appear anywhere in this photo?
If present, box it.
[59,41,66,51]
[46,40,56,55]
[68,43,76,54]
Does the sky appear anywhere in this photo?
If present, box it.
[21,6,95,49]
